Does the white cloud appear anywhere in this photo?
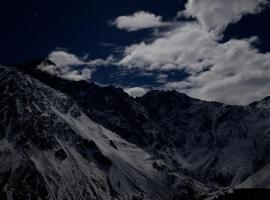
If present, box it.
[124,87,148,97]
[164,38,270,105]
[156,73,168,83]
[37,62,92,81]
[119,23,219,71]
[116,0,270,105]
[111,11,169,32]
[183,0,269,32]
[48,50,84,66]
[87,55,115,66]
[38,50,114,81]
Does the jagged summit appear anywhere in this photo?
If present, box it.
[12,58,129,96]
[250,96,270,108]
[10,58,195,101]
[16,58,56,67]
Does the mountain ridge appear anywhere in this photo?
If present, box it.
[12,58,270,107]
[1,61,270,199]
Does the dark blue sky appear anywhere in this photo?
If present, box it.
[1,0,269,64]
[223,6,270,53]
[0,0,184,64]
[1,0,270,104]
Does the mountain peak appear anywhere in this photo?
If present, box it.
[15,58,55,70]
[249,96,270,108]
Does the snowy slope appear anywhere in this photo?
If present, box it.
[2,61,270,200]
[0,66,176,200]
[238,162,270,189]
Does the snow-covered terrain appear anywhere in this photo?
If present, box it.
[0,66,172,200]
[1,60,270,200]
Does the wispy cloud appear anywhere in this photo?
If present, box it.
[156,73,168,83]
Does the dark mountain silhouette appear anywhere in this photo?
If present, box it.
[0,60,270,199]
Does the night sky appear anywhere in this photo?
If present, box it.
[0,0,182,64]
[1,0,270,105]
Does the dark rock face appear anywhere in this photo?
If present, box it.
[0,65,173,200]
[15,60,154,147]
[214,189,270,200]
[1,61,270,199]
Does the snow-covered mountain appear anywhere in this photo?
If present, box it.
[1,60,270,200]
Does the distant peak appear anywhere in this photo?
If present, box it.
[15,58,56,70]
[142,89,190,99]
[250,96,270,108]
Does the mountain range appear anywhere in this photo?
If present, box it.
[1,60,270,200]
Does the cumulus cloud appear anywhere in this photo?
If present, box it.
[164,38,270,105]
[124,87,148,97]
[116,0,270,105]
[119,23,219,71]
[111,11,169,32]
[37,63,93,81]
[48,50,84,66]
[38,50,114,81]
[183,0,268,32]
